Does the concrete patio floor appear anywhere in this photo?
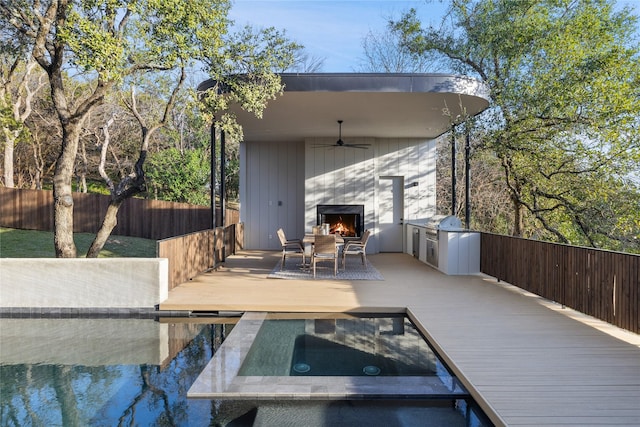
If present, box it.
[160,251,640,427]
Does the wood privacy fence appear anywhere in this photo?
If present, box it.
[0,187,239,240]
[481,233,639,334]
[157,224,243,290]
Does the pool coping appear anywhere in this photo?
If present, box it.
[187,312,469,400]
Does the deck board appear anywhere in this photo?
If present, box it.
[160,251,640,427]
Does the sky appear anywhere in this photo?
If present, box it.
[229,0,640,72]
[228,0,449,72]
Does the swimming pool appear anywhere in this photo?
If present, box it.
[1,314,493,426]
[239,314,440,377]
[189,312,469,400]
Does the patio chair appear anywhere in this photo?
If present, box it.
[311,234,338,278]
[277,228,305,270]
[342,229,371,270]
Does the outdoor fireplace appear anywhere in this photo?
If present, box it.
[316,205,364,238]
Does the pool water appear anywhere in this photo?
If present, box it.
[0,317,229,426]
[1,316,494,426]
[238,315,439,377]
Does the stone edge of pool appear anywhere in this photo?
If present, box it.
[187,311,469,401]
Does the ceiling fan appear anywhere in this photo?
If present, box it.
[315,120,370,149]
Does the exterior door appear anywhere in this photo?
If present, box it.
[378,176,404,252]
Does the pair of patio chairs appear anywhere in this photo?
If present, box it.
[277,228,336,277]
[277,228,371,278]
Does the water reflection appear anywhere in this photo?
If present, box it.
[0,318,229,427]
[1,317,492,427]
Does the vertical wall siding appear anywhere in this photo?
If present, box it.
[305,138,376,240]
[375,137,436,223]
[303,137,436,254]
[241,138,436,251]
[242,140,305,250]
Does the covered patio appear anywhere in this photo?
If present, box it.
[200,73,490,254]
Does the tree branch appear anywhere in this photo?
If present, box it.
[98,116,116,192]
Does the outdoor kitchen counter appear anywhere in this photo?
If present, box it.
[405,222,480,275]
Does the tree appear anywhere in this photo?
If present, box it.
[393,0,640,252]
[143,85,212,204]
[436,128,512,233]
[357,25,439,73]
[1,34,46,188]
[87,22,298,258]
[1,0,298,257]
[288,50,325,73]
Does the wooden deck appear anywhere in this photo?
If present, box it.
[160,251,640,427]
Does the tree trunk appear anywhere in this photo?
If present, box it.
[501,153,524,237]
[511,193,523,237]
[2,60,45,188]
[78,138,88,193]
[3,130,15,187]
[87,150,147,257]
[31,138,44,190]
[53,123,81,258]
[86,202,122,258]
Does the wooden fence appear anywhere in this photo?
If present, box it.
[481,233,639,334]
[0,187,238,240]
[157,224,243,290]
[1,187,243,292]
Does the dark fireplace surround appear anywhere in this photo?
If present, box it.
[316,204,364,238]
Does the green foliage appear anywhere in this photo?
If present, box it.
[0,227,156,258]
[394,0,640,253]
[55,0,233,81]
[146,147,210,205]
[199,25,302,136]
[2,0,300,257]
[0,101,31,143]
[60,7,127,79]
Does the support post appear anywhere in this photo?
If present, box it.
[210,122,217,230]
[210,121,217,267]
[451,126,457,216]
[220,129,226,227]
[465,130,471,229]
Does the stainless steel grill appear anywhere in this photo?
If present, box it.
[423,216,462,267]
[424,215,463,232]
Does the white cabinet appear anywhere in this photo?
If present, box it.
[438,231,480,275]
[404,223,480,275]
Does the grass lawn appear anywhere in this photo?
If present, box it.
[0,227,156,258]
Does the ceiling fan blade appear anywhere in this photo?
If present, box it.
[312,120,370,149]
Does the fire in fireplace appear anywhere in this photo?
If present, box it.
[316,205,364,238]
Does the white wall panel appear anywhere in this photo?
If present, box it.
[241,137,436,252]
[302,137,435,254]
[241,141,305,250]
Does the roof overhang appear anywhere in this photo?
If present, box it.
[198,73,491,142]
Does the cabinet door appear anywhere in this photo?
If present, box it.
[406,226,416,256]
[419,231,428,264]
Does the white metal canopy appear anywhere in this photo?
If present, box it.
[198,73,491,142]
